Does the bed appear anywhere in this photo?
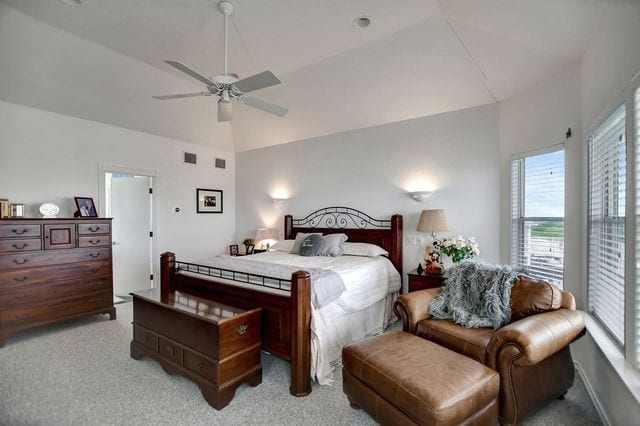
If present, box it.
[159,207,403,396]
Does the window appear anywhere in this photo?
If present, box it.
[588,104,626,346]
[511,148,565,288]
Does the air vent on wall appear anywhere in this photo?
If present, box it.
[184,152,197,165]
[215,158,226,169]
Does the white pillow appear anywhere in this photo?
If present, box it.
[271,240,295,252]
[342,242,388,257]
[290,232,322,254]
[321,233,348,256]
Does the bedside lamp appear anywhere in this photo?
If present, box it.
[416,209,449,272]
[255,228,277,250]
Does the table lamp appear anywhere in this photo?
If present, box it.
[254,228,277,250]
[416,209,449,273]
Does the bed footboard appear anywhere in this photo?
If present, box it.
[159,252,312,397]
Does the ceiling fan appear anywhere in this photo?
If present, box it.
[153,1,288,122]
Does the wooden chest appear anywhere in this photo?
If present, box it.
[0,218,115,347]
[130,288,262,409]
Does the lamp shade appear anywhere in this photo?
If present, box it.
[416,209,449,233]
[254,228,277,242]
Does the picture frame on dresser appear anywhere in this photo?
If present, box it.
[197,188,223,214]
[74,197,98,217]
[0,199,9,219]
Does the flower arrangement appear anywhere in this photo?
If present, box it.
[439,235,479,263]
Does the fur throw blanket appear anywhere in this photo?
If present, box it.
[429,261,519,329]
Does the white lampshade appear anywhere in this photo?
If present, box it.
[416,209,449,234]
[255,228,277,248]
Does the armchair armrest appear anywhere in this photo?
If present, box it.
[487,309,585,369]
[393,288,441,334]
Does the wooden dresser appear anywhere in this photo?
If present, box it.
[0,218,115,347]
[131,288,262,410]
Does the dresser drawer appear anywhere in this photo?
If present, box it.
[0,248,110,270]
[0,290,112,329]
[78,223,111,235]
[0,238,42,253]
[78,236,111,248]
[183,348,219,384]
[134,324,158,351]
[0,224,41,238]
[0,260,111,290]
[0,277,111,308]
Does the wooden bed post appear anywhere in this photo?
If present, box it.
[290,270,312,397]
[390,214,403,279]
[284,215,293,240]
[160,252,175,303]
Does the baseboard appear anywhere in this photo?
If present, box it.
[574,361,610,426]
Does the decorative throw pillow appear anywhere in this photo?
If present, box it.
[290,232,322,254]
[342,242,388,257]
[510,275,562,321]
[321,233,348,256]
[299,234,324,257]
[271,240,295,252]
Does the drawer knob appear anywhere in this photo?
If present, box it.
[89,253,101,258]
[13,276,29,283]
[12,243,28,250]
[14,293,30,300]
[89,240,100,245]
[13,259,28,265]
[236,324,248,335]
[193,359,204,371]
[89,267,101,273]
[166,345,175,356]
[11,228,28,235]
[88,226,100,232]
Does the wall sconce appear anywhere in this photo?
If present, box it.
[271,197,288,205]
[409,191,434,202]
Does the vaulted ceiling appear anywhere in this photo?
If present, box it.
[0,0,610,151]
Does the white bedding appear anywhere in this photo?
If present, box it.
[181,251,401,385]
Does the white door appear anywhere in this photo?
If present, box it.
[107,173,153,297]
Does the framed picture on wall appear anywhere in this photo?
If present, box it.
[74,197,98,217]
[197,188,223,214]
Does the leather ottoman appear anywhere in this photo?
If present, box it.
[343,332,499,426]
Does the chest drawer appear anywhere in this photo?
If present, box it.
[78,236,111,248]
[184,348,219,383]
[0,248,110,271]
[159,337,183,364]
[0,238,42,253]
[134,324,159,351]
[0,277,111,308]
[78,223,111,235]
[0,224,41,238]
[0,260,111,290]
[0,290,112,329]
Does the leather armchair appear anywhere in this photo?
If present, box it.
[394,284,585,425]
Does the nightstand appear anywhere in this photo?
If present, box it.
[407,268,445,293]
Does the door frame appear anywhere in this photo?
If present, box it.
[98,164,158,288]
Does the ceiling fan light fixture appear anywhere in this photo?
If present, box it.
[353,16,372,29]
[218,99,232,122]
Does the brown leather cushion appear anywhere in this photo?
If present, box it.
[342,332,499,425]
[511,275,562,321]
[416,319,494,364]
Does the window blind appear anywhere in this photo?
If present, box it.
[635,86,640,363]
[511,149,565,288]
[588,104,626,346]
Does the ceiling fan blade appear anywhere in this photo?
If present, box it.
[218,100,232,122]
[234,71,281,93]
[164,60,215,86]
[238,95,288,117]
[153,92,206,100]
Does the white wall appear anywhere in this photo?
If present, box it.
[0,100,236,267]
[236,103,501,291]
[499,1,640,419]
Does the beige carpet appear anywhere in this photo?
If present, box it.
[0,302,601,425]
